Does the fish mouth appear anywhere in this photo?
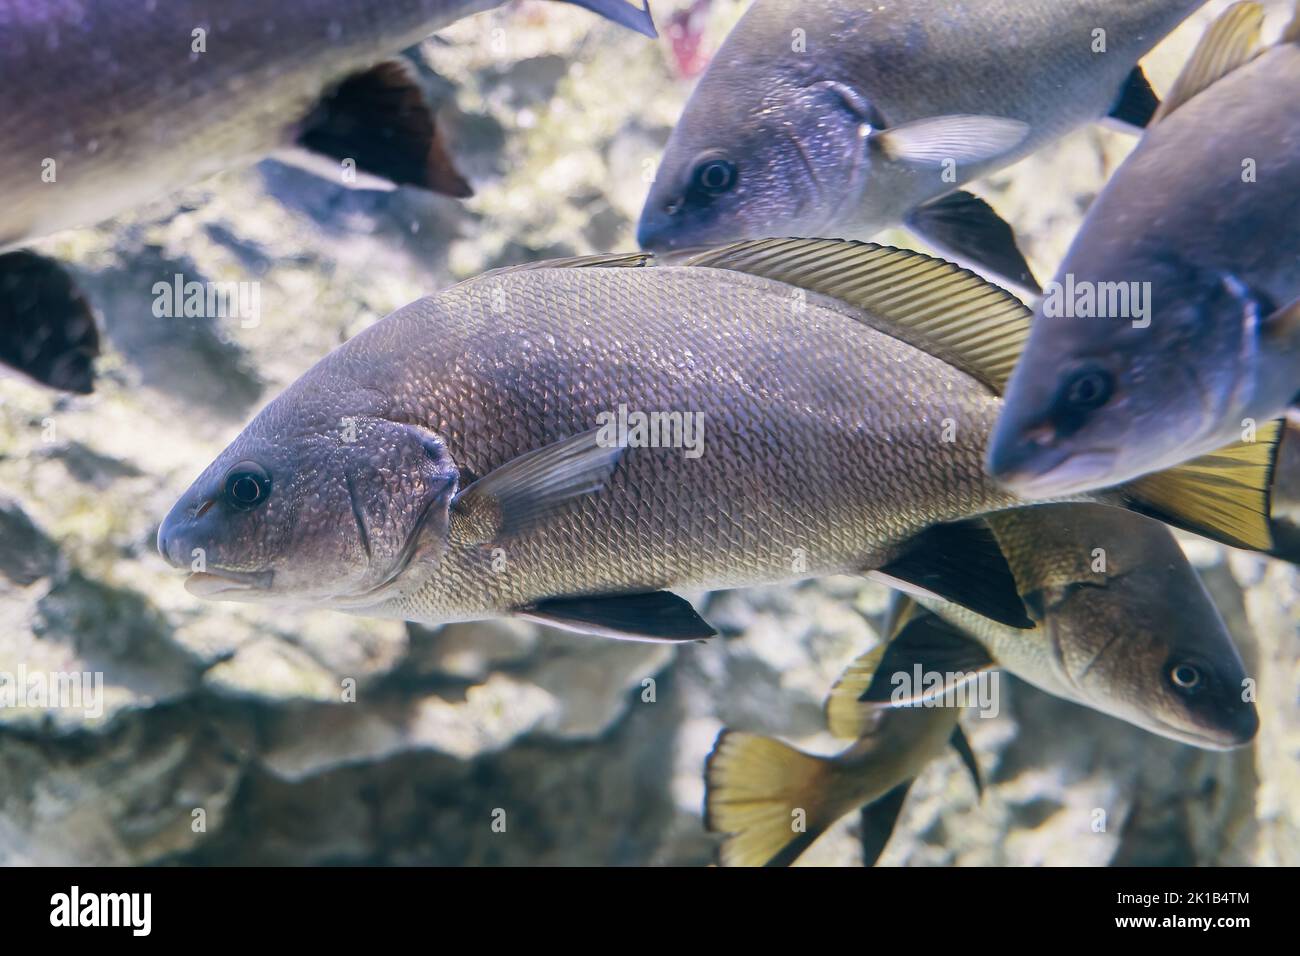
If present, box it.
[1144,712,1256,751]
[992,448,1120,499]
[184,568,274,597]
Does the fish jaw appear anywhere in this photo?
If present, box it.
[184,569,275,600]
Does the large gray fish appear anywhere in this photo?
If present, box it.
[636,0,1204,289]
[989,2,1300,497]
[156,239,1276,643]
[706,503,1257,867]
[0,0,656,392]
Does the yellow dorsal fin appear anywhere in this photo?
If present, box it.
[1123,420,1281,551]
[825,595,920,739]
[1152,1,1265,124]
[683,238,1031,394]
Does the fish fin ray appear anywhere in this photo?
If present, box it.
[554,0,657,38]
[0,251,99,394]
[868,114,1029,167]
[450,428,623,544]
[1152,1,1265,124]
[518,591,716,642]
[704,730,834,866]
[1106,66,1160,131]
[477,252,654,282]
[949,725,983,797]
[297,59,472,197]
[682,238,1031,393]
[905,190,1040,293]
[858,782,913,866]
[826,644,890,739]
[1121,421,1281,551]
[871,519,1033,630]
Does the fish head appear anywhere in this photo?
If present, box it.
[157,377,458,608]
[1022,508,1257,750]
[637,73,875,252]
[988,268,1255,497]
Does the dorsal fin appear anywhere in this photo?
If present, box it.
[683,238,1031,393]
[477,251,653,283]
[1152,1,1265,124]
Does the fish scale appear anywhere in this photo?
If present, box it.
[365,265,1018,623]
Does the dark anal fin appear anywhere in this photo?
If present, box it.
[949,725,983,796]
[856,605,995,705]
[298,59,472,197]
[0,250,99,394]
[555,0,657,37]
[858,782,912,867]
[1268,519,1300,567]
[518,591,717,642]
[1106,66,1160,132]
[905,190,1040,293]
[872,519,1033,629]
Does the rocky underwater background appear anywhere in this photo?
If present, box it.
[1,0,1298,866]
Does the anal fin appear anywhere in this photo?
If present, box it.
[858,781,912,867]
[949,724,983,796]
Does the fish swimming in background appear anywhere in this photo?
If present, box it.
[706,503,1258,867]
[156,239,1277,643]
[637,0,1206,290]
[989,2,1300,497]
[0,0,656,392]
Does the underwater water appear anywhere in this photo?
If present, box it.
[0,0,1297,868]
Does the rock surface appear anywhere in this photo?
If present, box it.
[0,0,1297,866]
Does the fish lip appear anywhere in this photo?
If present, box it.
[1147,712,1255,751]
[184,568,273,597]
[993,449,1120,499]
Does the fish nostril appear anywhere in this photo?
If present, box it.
[193,498,215,519]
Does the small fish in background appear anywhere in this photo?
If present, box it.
[637,0,1205,290]
[664,0,714,79]
[0,0,657,393]
[989,2,1300,498]
[705,503,1258,867]
[157,238,1277,645]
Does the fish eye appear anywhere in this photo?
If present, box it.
[223,461,272,511]
[1061,367,1113,411]
[1169,662,1203,693]
[690,156,738,197]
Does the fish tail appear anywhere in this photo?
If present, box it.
[1120,421,1282,552]
[704,730,846,866]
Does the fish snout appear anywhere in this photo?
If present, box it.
[156,496,211,568]
[635,210,675,252]
[986,419,1059,488]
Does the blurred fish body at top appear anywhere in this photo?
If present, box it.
[705,502,1257,867]
[636,0,1204,289]
[0,0,656,392]
[989,2,1300,498]
[155,239,1276,646]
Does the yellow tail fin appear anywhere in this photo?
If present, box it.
[704,731,834,867]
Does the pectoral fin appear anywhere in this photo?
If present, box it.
[0,251,99,394]
[949,725,983,796]
[450,428,623,545]
[297,59,471,197]
[856,603,995,706]
[518,591,716,642]
[870,115,1029,167]
[1105,66,1160,132]
[555,0,657,37]
[871,519,1034,629]
[905,190,1040,293]
[858,782,912,867]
